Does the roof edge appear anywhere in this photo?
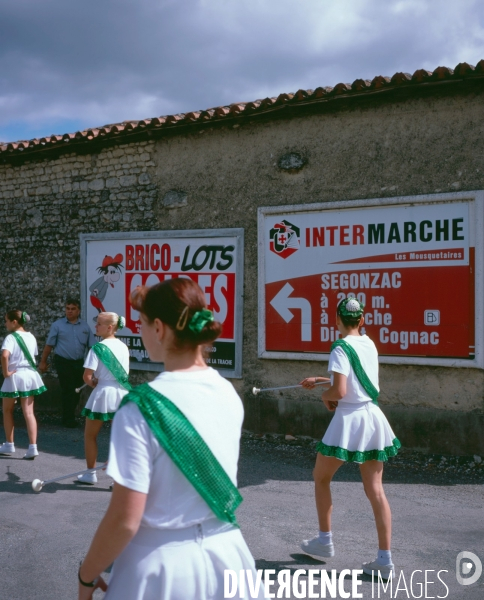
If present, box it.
[1,60,483,160]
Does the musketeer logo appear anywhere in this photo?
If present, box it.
[269,220,300,259]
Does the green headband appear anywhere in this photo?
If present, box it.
[337,297,365,319]
[188,309,214,334]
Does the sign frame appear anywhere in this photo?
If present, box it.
[80,228,244,378]
[258,191,484,369]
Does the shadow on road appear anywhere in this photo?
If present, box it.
[0,466,111,495]
[239,436,484,489]
[2,422,483,491]
[0,420,110,462]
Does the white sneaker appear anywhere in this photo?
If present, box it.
[300,536,335,558]
[77,471,97,485]
[23,447,39,460]
[0,442,15,455]
[362,559,395,579]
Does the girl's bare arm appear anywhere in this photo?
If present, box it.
[78,483,147,598]
[321,372,347,411]
[83,368,98,388]
[1,350,14,378]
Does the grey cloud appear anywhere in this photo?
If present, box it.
[0,0,483,142]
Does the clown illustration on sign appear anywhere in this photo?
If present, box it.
[89,254,123,315]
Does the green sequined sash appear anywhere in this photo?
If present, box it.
[11,332,37,370]
[92,343,131,390]
[119,383,242,526]
[331,339,379,405]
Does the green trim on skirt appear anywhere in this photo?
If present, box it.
[317,438,401,463]
[1,385,47,399]
[81,407,115,421]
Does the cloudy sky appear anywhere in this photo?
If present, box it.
[1,0,483,143]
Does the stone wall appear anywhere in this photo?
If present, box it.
[0,141,157,334]
[1,82,484,454]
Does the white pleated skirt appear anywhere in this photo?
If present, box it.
[105,519,265,600]
[81,381,128,421]
[0,367,46,398]
[319,401,401,463]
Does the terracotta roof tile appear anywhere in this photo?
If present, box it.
[370,75,391,89]
[228,104,245,115]
[390,72,412,85]
[294,89,311,100]
[213,106,229,117]
[333,82,352,95]
[431,66,454,80]
[312,86,332,98]
[274,93,294,104]
[411,69,432,83]
[1,59,483,158]
[475,59,484,73]
[351,79,372,91]
[454,62,475,76]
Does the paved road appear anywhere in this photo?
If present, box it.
[0,425,483,599]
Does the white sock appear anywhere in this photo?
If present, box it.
[377,550,392,565]
[318,531,332,545]
[4,442,15,449]
[29,444,37,449]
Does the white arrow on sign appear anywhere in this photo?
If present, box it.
[270,282,312,341]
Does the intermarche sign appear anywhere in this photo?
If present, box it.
[261,200,475,360]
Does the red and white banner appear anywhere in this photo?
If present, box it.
[261,201,475,359]
[82,231,243,375]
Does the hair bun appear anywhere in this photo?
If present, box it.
[22,312,31,323]
[117,315,126,329]
[337,297,365,319]
[346,299,361,312]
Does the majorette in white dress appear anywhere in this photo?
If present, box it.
[319,335,401,462]
[104,368,265,600]
[81,338,130,421]
[0,332,46,398]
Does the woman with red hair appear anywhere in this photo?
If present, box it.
[78,278,263,600]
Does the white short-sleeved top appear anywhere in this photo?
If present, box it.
[106,367,244,529]
[328,335,379,404]
[1,332,38,370]
[83,338,129,381]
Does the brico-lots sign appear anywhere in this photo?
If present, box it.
[81,229,243,376]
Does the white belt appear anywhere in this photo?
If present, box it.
[95,380,123,388]
[131,518,236,547]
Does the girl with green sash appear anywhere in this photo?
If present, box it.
[300,297,401,580]
[0,309,46,459]
[78,312,130,485]
[77,279,263,600]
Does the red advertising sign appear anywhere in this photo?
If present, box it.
[81,230,244,376]
[260,197,481,365]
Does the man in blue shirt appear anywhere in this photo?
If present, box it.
[39,298,96,427]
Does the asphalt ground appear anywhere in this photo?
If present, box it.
[0,414,483,600]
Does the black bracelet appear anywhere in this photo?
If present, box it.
[78,562,97,588]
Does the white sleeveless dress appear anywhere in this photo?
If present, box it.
[104,368,265,600]
[319,335,400,462]
[0,332,46,398]
[81,338,130,420]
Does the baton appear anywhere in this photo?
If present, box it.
[32,463,107,492]
[252,381,330,396]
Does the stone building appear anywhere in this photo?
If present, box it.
[1,60,484,454]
